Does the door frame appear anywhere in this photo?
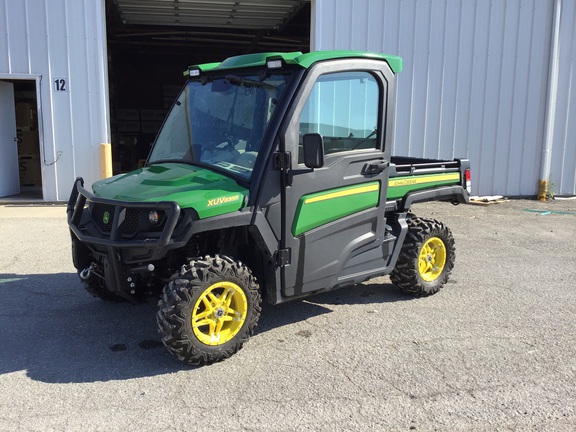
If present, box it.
[277,58,397,298]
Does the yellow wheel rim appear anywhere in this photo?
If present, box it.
[418,237,447,282]
[192,281,248,346]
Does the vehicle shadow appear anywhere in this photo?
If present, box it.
[0,273,409,383]
[256,280,413,333]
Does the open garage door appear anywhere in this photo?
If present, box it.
[112,0,308,29]
[106,0,310,174]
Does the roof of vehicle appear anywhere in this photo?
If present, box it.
[184,50,403,76]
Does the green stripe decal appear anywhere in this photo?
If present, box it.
[386,173,461,200]
[292,182,380,236]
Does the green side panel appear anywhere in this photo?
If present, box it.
[292,182,380,236]
[92,163,248,219]
[386,172,461,200]
[184,51,403,75]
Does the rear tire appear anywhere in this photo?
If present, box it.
[390,217,455,296]
[157,255,261,365]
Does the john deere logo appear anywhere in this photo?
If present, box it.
[103,211,110,224]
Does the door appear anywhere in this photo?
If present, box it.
[281,63,392,298]
[0,81,20,197]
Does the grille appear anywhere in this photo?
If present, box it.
[122,208,140,235]
[91,204,141,236]
[92,203,116,232]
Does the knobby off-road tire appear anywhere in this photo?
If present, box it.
[390,217,455,296]
[157,255,261,365]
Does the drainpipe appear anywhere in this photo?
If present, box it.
[539,0,562,201]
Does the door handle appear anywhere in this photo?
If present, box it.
[363,160,389,174]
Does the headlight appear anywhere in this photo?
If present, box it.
[148,211,160,225]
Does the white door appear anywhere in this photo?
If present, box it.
[0,81,20,197]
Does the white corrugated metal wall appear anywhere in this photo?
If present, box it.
[0,0,109,201]
[2,0,573,199]
[551,0,576,195]
[312,0,575,196]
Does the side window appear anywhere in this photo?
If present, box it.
[299,71,380,163]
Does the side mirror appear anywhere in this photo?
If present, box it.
[303,133,324,169]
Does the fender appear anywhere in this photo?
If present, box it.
[399,185,470,211]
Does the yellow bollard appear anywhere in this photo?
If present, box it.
[537,179,548,202]
[100,143,113,179]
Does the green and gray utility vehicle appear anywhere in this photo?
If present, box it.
[68,51,471,365]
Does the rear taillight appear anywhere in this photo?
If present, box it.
[464,168,472,194]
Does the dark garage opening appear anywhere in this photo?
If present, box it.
[105,0,311,173]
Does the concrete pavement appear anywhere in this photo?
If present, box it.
[0,199,575,431]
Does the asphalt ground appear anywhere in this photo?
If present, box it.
[0,198,574,431]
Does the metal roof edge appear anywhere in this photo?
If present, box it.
[291,50,403,73]
[184,50,403,75]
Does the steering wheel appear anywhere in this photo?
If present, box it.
[202,134,240,163]
[207,133,238,152]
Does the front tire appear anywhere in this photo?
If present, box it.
[390,217,455,296]
[157,255,261,365]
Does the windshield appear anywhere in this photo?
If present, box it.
[148,73,291,180]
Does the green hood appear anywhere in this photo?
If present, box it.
[92,163,248,219]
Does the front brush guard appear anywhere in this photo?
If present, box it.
[67,177,181,249]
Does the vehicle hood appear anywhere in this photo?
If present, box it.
[92,163,248,219]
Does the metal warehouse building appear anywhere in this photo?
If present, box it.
[1,0,575,201]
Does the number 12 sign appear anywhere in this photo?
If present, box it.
[53,77,68,93]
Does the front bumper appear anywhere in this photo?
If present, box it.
[67,177,187,298]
